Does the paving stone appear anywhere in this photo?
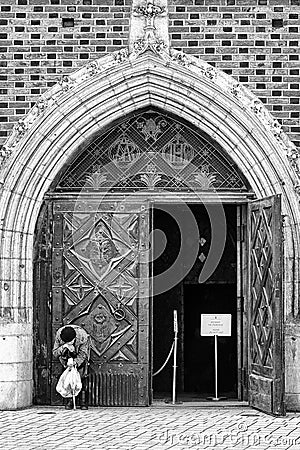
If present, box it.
[0,406,299,449]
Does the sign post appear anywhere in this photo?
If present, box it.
[200,314,232,401]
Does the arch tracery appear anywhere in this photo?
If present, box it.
[53,109,249,193]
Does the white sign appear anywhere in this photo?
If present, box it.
[173,310,178,333]
[201,314,232,336]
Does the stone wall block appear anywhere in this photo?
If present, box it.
[285,323,300,397]
[0,362,32,382]
[0,334,32,364]
[0,380,32,410]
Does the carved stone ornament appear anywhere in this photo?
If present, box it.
[133,37,167,55]
[132,1,168,55]
[113,48,129,64]
[134,1,165,17]
[59,75,75,92]
[86,61,101,77]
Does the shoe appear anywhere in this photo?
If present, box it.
[65,404,73,410]
[79,390,89,410]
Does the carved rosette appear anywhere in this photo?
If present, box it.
[113,48,129,63]
[132,38,167,55]
[0,145,12,167]
[59,75,75,92]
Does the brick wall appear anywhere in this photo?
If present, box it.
[0,0,299,148]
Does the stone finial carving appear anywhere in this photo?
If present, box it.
[134,1,165,20]
[129,0,169,55]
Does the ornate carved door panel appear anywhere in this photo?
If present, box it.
[51,199,150,406]
[248,195,285,416]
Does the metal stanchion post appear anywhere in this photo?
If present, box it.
[164,310,182,405]
[172,310,178,405]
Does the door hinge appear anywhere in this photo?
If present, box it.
[241,368,248,387]
[47,291,52,313]
[237,224,246,242]
[237,296,244,314]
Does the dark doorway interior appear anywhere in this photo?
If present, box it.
[152,204,237,401]
[184,284,237,398]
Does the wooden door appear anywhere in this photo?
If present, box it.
[33,202,53,405]
[248,195,285,416]
[51,198,150,406]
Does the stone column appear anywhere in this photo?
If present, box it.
[0,190,35,409]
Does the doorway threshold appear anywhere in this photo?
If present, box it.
[152,395,248,408]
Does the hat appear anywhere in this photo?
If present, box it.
[60,326,76,343]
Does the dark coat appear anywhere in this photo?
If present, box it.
[53,325,90,371]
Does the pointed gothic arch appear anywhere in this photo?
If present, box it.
[0,49,299,409]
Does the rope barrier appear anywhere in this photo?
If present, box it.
[152,341,175,377]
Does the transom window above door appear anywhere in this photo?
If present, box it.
[54,109,249,192]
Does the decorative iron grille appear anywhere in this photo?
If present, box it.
[56,110,249,192]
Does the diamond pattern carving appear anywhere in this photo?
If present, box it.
[250,205,274,368]
[67,274,94,300]
[107,272,138,304]
[248,195,284,415]
[52,201,149,399]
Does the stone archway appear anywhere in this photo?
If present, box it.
[0,46,300,409]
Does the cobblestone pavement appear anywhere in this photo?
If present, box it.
[0,405,299,450]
